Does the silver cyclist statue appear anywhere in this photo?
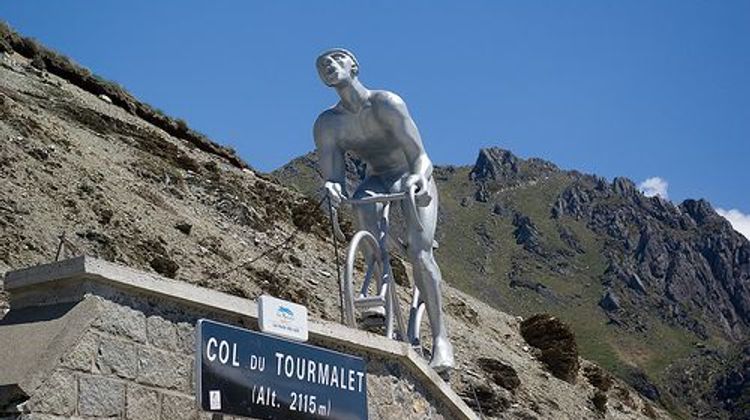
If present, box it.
[313,48,454,372]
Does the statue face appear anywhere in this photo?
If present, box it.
[316,51,356,87]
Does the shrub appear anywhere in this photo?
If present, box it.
[583,364,614,392]
[592,391,608,413]
[175,118,189,135]
[520,313,580,383]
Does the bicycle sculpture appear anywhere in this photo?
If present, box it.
[336,188,424,345]
[313,48,454,372]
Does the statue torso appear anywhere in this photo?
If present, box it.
[320,92,409,178]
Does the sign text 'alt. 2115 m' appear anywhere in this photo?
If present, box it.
[196,319,368,420]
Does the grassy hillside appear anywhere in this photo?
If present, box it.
[274,149,750,419]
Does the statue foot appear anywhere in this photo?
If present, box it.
[429,337,455,373]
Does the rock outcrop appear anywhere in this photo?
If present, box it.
[553,176,750,341]
[469,148,521,182]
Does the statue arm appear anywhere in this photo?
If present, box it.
[377,93,433,180]
[314,115,346,195]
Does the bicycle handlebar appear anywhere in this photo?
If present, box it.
[338,185,425,233]
[345,191,410,205]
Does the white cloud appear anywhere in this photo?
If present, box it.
[716,208,750,241]
[638,177,669,199]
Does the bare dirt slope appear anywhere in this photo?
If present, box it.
[0,48,666,419]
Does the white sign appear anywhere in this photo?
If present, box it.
[209,390,221,410]
[257,294,309,342]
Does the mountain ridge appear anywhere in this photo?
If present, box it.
[274,146,750,419]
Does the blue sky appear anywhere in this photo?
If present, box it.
[1,2,748,218]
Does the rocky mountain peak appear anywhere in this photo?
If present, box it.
[612,177,638,197]
[469,148,520,181]
[680,198,721,226]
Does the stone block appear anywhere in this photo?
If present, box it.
[61,331,98,372]
[96,336,137,379]
[92,300,147,343]
[126,384,160,420]
[161,393,197,420]
[78,375,125,417]
[147,315,178,351]
[26,370,76,416]
[136,347,191,391]
[176,322,196,354]
[18,414,86,420]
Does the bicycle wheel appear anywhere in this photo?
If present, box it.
[344,230,384,328]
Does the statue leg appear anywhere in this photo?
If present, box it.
[401,178,454,372]
[352,177,386,316]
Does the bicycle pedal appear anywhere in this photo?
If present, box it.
[354,296,386,309]
[360,312,386,327]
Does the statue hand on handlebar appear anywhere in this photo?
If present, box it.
[402,174,432,207]
[323,181,345,208]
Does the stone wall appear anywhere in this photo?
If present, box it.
[0,258,474,419]
[5,296,207,419]
[3,295,453,419]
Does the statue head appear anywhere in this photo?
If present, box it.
[316,48,359,87]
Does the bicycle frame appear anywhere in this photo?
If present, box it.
[340,187,426,343]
